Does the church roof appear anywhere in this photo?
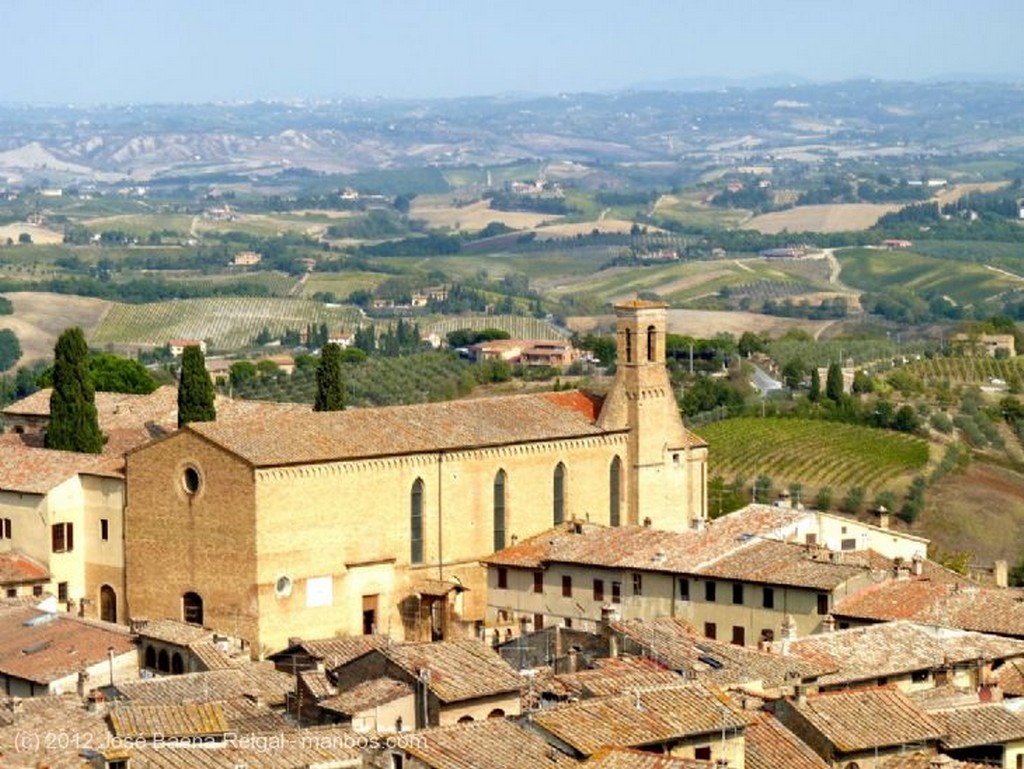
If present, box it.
[184,390,613,467]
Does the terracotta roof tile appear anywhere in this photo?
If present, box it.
[186,390,610,467]
[553,657,684,698]
[275,634,388,670]
[109,701,230,739]
[785,621,1024,687]
[696,539,872,590]
[611,617,829,687]
[0,608,134,685]
[584,747,713,768]
[880,752,990,769]
[530,683,746,757]
[0,444,122,494]
[134,617,212,646]
[0,551,49,585]
[931,702,1024,749]
[114,665,293,708]
[381,639,522,703]
[996,658,1024,695]
[403,718,578,769]
[744,712,829,769]
[788,687,943,752]
[0,694,110,768]
[319,677,412,716]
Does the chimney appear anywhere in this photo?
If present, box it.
[600,605,621,658]
[875,505,890,530]
[566,647,578,674]
[995,559,1009,588]
[779,614,797,655]
[893,557,909,580]
[794,684,807,706]
[821,614,836,633]
[911,554,924,577]
[691,516,706,533]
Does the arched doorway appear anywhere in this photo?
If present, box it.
[171,652,184,674]
[99,584,117,623]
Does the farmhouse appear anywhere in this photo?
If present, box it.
[124,300,709,655]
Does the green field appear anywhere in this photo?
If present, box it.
[700,416,930,498]
[836,246,1020,306]
[652,191,752,229]
[90,297,362,350]
[301,271,390,298]
[425,315,567,340]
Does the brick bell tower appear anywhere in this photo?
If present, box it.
[597,299,707,530]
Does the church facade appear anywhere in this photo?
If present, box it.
[124,300,707,656]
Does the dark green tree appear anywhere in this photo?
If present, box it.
[0,329,21,372]
[808,367,821,402]
[178,345,216,427]
[314,342,346,411]
[45,327,104,453]
[826,362,844,403]
[781,359,805,390]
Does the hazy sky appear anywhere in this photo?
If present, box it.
[4,0,1022,104]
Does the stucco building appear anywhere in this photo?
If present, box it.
[124,300,708,656]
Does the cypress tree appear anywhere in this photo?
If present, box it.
[178,345,216,427]
[826,362,843,404]
[46,327,104,453]
[808,367,821,402]
[314,342,346,411]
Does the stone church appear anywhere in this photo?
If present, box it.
[124,299,707,656]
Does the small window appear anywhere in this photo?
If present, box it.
[533,613,544,631]
[732,626,745,646]
[612,582,621,604]
[553,463,566,525]
[182,466,201,494]
[763,587,775,609]
[695,747,712,761]
[705,581,716,602]
[0,518,10,539]
[100,518,109,541]
[704,622,717,640]
[911,670,930,683]
[561,575,572,598]
[632,573,643,596]
[410,479,424,565]
[679,578,690,600]
[51,522,74,553]
[593,579,604,602]
[564,617,572,629]
[841,538,856,551]
[732,583,743,605]
[58,582,68,602]
[32,585,43,597]
[533,572,543,594]
[5,587,15,598]
[817,593,830,615]
[497,568,508,589]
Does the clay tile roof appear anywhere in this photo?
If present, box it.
[186,390,609,467]
[403,718,578,769]
[299,668,336,700]
[109,701,230,739]
[530,684,746,757]
[695,539,871,590]
[612,617,829,687]
[790,687,943,752]
[785,622,1024,686]
[319,677,413,716]
[554,657,684,698]
[584,747,713,768]
[114,665,294,707]
[744,712,829,769]
[134,617,212,645]
[0,694,111,767]
[280,634,388,670]
[381,639,522,702]
[833,579,1024,638]
[996,658,1024,695]
[931,702,1024,749]
[0,551,49,585]
[880,752,990,769]
[0,444,123,494]
[483,505,810,573]
[0,608,134,685]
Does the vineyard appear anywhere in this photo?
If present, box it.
[426,315,568,340]
[894,356,1024,386]
[700,417,929,496]
[90,297,362,350]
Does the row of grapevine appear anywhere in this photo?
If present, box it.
[700,417,928,494]
[426,315,568,341]
[897,356,1024,385]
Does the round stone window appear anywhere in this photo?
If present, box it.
[183,466,201,494]
[275,575,293,598]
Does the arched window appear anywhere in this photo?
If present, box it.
[493,470,507,551]
[183,591,203,625]
[553,463,566,525]
[171,652,184,675]
[458,715,474,724]
[100,584,117,624]
[624,328,633,363]
[647,325,656,362]
[487,708,505,719]
[144,645,156,669]
[411,478,424,564]
[609,456,622,527]
[157,649,170,673]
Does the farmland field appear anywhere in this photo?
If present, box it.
[836,246,1021,306]
[426,315,567,340]
[894,356,1024,386]
[743,204,901,234]
[699,416,930,498]
[301,271,390,298]
[653,193,751,229]
[0,292,113,365]
[566,309,835,339]
[0,223,65,245]
[410,197,561,231]
[90,297,362,350]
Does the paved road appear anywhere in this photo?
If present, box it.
[751,363,783,395]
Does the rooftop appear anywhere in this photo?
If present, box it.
[530,683,746,758]
[552,657,684,699]
[380,639,523,703]
[584,747,714,768]
[272,634,389,670]
[931,702,1024,749]
[785,621,1024,687]
[402,718,578,769]
[0,606,134,685]
[319,676,413,716]
[743,712,829,769]
[0,443,122,494]
[109,701,229,740]
[113,664,294,708]
[0,551,49,585]
[786,687,943,753]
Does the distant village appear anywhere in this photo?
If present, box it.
[2,300,1024,768]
